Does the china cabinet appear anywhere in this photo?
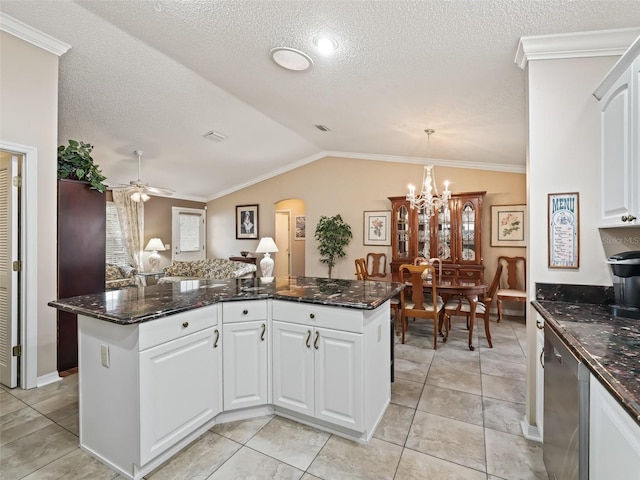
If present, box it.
[388,192,485,280]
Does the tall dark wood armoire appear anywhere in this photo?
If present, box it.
[57,179,106,372]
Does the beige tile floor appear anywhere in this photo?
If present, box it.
[0,315,548,480]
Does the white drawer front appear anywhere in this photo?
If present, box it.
[272,300,363,333]
[138,305,218,351]
[222,300,268,323]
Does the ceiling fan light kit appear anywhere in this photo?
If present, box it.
[114,150,174,202]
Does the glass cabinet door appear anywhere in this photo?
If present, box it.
[417,212,430,258]
[460,201,476,262]
[437,206,452,261]
[396,205,410,259]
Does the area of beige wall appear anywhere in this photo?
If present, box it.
[207,156,525,280]
[142,195,206,272]
[0,32,59,379]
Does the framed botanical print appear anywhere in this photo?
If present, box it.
[236,204,259,239]
[363,211,391,246]
[491,204,526,247]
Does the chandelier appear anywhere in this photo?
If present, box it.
[406,129,451,219]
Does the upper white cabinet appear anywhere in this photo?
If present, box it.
[595,37,640,227]
[589,374,640,479]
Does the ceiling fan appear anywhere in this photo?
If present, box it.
[115,150,174,202]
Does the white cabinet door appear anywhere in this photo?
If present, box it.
[223,320,268,411]
[314,327,364,431]
[590,375,640,479]
[139,327,220,465]
[272,321,314,416]
[600,64,636,226]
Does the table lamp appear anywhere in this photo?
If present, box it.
[144,238,166,272]
[255,237,279,279]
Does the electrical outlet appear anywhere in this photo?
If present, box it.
[100,344,110,368]
[377,324,381,342]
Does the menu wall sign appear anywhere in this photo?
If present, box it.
[548,192,580,269]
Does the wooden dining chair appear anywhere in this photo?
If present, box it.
[399,263,444,349]
[443,263,503,348]
[354,258,368,280]
[366,252,388,278]
[496,256,526,322]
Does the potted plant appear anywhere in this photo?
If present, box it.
[57,139,107,192]
[314,214,353,278]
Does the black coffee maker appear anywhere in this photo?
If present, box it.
[608,251,640,319]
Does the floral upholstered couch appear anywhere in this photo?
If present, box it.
[105,263,137,290]
[158,258,256,283]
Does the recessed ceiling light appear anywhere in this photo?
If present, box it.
[313,36,338,55]
[270,47,313,71]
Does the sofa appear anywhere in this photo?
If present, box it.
[105,263,137,290]
[159,258,257,283]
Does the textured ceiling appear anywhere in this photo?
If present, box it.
[2,0,640,201]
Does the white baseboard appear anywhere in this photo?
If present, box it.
[37,371,61,387]
[521,415,543,443]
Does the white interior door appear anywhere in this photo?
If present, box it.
[172,207,206,262]
[275,211,290,277]
[0,153,18,387]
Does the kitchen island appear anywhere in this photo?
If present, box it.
[49,276,403,480]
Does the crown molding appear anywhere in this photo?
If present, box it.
[593,34,640,100]
[0,12,70,56]
[206,150,525,201]
[515,27,640,70]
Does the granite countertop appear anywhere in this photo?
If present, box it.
[49,276,404,326]
[533,294,640,426]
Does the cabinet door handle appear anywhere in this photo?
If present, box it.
[243,309,248,315]
[309,313,315,319]
[182,321,189,328]
[622,215,637,222]
[214,329,220,348]
[261,323,266,341]
[305,330,311,348]
[314,331,319,349]
[540,347,544,369]
[536,319,544,330]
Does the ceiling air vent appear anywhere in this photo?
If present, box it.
[203,130,227,142]
[314,124,331,132]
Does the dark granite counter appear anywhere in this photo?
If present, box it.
[49,276,404,325]
[533,284,640,426]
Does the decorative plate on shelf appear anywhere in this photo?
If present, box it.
[462,248,475,261]
[438,244,451,259]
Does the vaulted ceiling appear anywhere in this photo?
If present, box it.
[3,1,640,201]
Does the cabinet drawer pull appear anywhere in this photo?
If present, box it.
[314,331,319,349]
[261,323,266,341]
[182,321,189,328]
[309,313,315,319]
[536,319,544,330]
[305,330,311,348]
[622,215,637,222]
[466,272,473,277]
[243,309,249,315]
[214,329,220,348]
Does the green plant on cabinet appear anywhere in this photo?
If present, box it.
[57,139,107,192]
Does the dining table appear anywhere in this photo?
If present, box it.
[383,272,488,351]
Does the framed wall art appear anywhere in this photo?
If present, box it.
[363,210,391,246]
[548,192,580,269]
[236,204,259,239]
[491,204,526,247]
[295,215,306,240]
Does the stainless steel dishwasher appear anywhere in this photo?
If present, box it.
[543,326,590,480]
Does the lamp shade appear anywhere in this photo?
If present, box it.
[144,238,166,251]
[255,237,279,253]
